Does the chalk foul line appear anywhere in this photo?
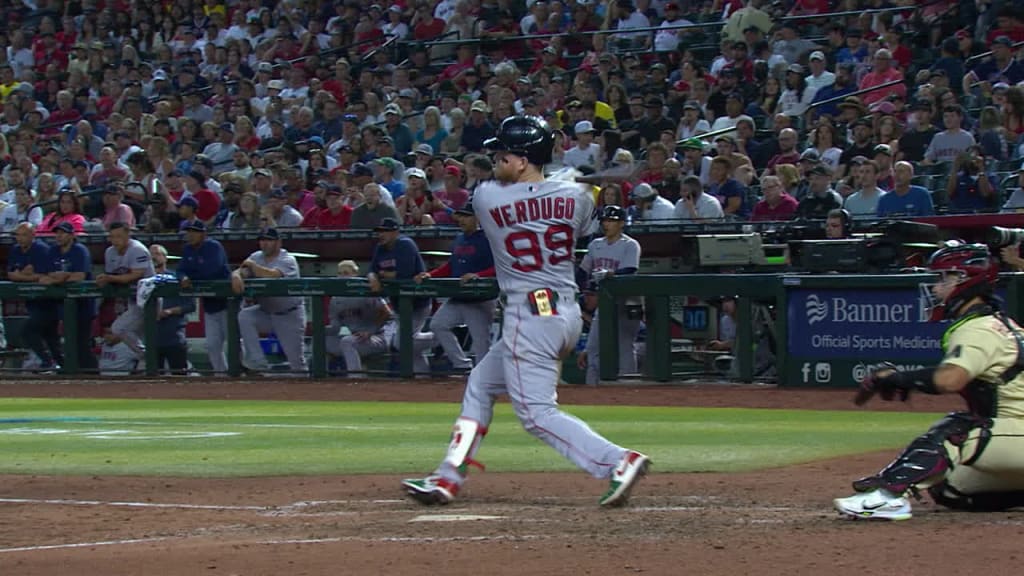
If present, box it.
[0,537,171,554]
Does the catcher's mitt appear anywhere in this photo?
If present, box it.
[853,362,910,406]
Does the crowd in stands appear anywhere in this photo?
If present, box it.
[1,0,1024,238]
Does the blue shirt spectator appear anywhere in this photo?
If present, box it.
[949,171,999,212]
[877,186,935,217]
[708,174,750,219]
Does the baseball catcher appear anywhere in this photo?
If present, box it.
[836,242,1024,520]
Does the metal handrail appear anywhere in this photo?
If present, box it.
[396,19,728,48]
[806,79,904,110]
[965,39,1024,64]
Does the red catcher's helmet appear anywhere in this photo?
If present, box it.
[921,242,998,321]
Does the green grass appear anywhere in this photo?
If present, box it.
[0,398,940,477]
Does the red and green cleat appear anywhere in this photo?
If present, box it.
[599,450,651,507]
[401,475,459,506]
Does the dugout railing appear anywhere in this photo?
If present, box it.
[595,272,1024,386]
[3,272,1023,384]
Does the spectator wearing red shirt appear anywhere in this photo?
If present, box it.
[986,8,1024,45]
[32,32,68,74]
[858,48,906,106]
[305,187,353,230]
[788,0,829,16]
[880,28,912,71]
[433,165,470,224]
[321,58,351,109]
[764,129,802,176]
[353,13,386,56]
[437,43,476,88]
[89,146,131,187]
[750,175,798,221]
[55,15,77,50]
[412,3,446,41]
[183,170,222,224]
[45,90,82,136]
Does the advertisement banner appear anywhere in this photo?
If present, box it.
[787,288,946,362]
[786,287,942,387]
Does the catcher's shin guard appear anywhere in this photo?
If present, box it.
[443,417,488,476]
[853,412,981,494]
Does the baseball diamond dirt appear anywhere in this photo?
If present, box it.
[1,379,1022,576]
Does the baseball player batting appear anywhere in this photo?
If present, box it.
[835,242,1024,520]
[577,205,642,385]
[414,203,496,371]
[402,115,650,507]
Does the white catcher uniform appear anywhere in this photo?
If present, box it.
[429,178,630,488]
[238,249,308,372]
[105,239,155,358]
[580,234,642,384]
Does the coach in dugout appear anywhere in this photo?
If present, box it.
[176,221,232,375]
[414,203,496,371]
[39,221,98,372]
[7,223,58,371]
[233,227,308,374]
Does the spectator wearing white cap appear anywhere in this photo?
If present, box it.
[805,51,835,93]
[778,63,818,117]
[629,183,676,221]
[383,6,410,40]
[563,121,602,169]
[722,0,773,44]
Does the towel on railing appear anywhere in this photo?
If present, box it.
[136,274,179,308]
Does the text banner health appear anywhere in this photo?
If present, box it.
[787,289,946,361]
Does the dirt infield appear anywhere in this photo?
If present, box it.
[1,379,1021,576]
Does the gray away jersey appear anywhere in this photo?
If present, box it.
[247,249,302,313]
[474,178,594,294]
[581,234,641,277]
[582,234,642,306]
[328,296,393,334]
[105,239,155,279]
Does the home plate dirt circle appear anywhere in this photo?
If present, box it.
[1,379,1022,576]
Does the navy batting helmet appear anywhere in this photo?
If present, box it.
[483,115,554,166]
[600,205,626,221]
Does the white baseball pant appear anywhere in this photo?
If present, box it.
[238,305,308,372]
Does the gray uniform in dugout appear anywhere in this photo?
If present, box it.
[105,238,155,357]
[238,249,308,372]
[580,229,642,384]
[326,295,395,374]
